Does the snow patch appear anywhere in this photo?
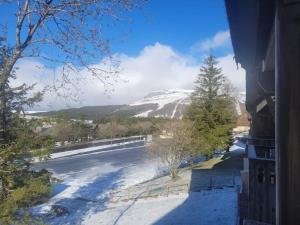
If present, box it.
[171,99,185,118]
[134,110,154,118]
[83,188,238,225]
[130,89,192,110]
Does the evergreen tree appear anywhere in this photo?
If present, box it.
[0,41,42,143]
[0,41,52,224]
[185,54,236,156]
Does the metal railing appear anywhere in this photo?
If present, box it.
[247,138,275,160]
[247,138,275,148]
[53,135,145,153]
[255,147,275,160]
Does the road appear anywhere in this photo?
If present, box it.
[34,141,149,175]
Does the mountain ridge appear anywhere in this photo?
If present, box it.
[33,89,245,120]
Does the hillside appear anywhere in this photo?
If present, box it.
[33,90,192,120]
[34,105,125,120]
[33,89,246,120]
[129,90,192,118]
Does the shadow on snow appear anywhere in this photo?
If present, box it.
[45,168,125,225]
[152,146,244,225]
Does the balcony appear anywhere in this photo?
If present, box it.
[247,138,275,161]
[247,138,275,148]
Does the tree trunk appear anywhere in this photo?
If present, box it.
[170,167,178,180]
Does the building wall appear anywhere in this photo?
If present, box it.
[248,160,276,224]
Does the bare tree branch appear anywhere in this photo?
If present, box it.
[1,0,146,97]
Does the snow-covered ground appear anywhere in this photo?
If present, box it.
[33,146,162,225]
[83,188,237,225]
[33,141,243,225]
[82,141,243,225]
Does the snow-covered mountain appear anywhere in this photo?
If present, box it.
[124,89,246,118]
[128,89,193,118]
[35,89,246,120]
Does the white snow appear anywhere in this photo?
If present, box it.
[33,151,161,225]
[83,188,238,225]
[24,110,47,114]
[230,140,245,152]
[37,160,160,212]
[134,110,153,118]
[33,141,243,225]
[130,89,245,118]
[171,99,185,118]
[130,89,192,110]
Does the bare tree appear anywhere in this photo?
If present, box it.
[147,120,194,179]
[0,0,145,139]
[0,0,145,91]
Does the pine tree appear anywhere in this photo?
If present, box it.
[0,41,52,224]
[0,41,43,143]
[185,54,236,156]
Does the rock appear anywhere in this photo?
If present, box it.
[49,205,69,217]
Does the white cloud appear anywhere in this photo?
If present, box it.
[218,54,245,92]
[191,30,231,52]
[14,42,245,110]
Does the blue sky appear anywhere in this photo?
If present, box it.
[1,1,244,109]
[0,0,231,58]
[107,0,231,57]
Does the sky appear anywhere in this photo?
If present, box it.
[1,0,245,110]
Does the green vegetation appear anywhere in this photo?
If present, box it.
[0,117,53,225]
[34,104,158,121]
[93,117,162,139]
[185,54,236,157]
[48,119,92,144]
[193,156,223,170]
[0,45,52,224]
[46,116,170,144]
[35,105,125,120]
[146,55,237,178]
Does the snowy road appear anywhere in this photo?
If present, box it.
[33,142,161,225]
[34,142,148,174]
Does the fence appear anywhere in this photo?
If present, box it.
[109,174,238,203]
[109,183,190,203]
[53,135,145,153]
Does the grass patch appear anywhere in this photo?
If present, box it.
[193,156,223,170]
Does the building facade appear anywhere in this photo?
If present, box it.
[225,1,300,224]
